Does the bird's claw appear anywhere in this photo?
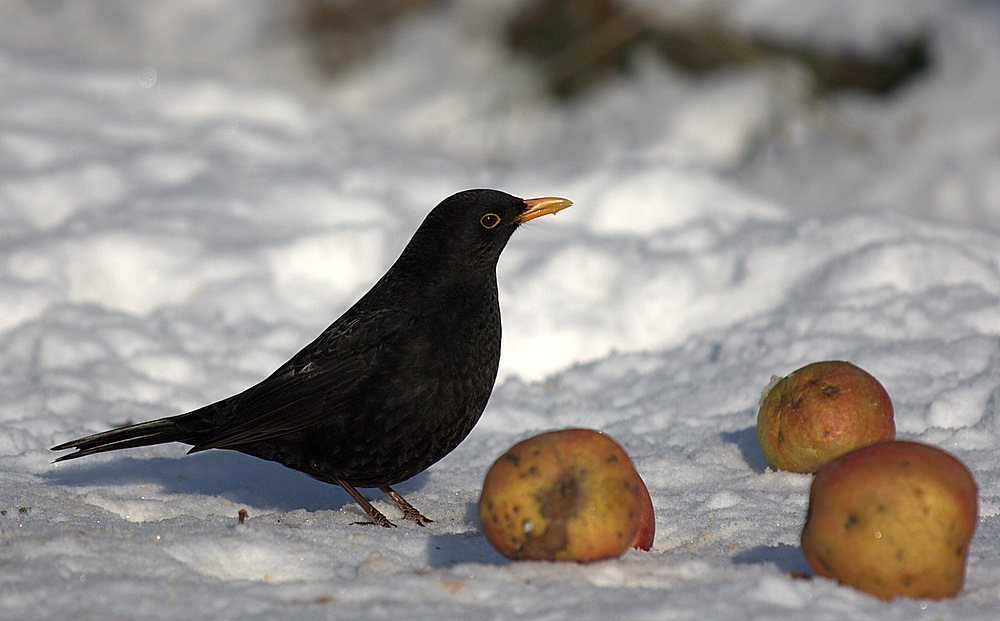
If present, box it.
[401,511,433,527]
[352,518,397,528]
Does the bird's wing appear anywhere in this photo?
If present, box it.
[186,308,409,452]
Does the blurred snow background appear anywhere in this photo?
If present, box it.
[2,1,1000,619]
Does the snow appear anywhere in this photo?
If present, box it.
[2,0,1000,619]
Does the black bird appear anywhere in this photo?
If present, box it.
[52,189,571,527]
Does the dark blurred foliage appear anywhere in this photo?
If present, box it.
[300,0,436,73]
[300,0,930,99]
[506,0,644,98]
[506,0,930,98]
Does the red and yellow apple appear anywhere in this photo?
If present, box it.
[478,428,654,561]
[757,361,895,473]
[801,440,978,600]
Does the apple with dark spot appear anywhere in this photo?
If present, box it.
[478,428,654,561]
[757,361,895,473]
[801,440,978,600]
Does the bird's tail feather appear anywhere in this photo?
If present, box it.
[51,416,193,462]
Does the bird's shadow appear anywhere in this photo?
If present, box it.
[426,502,508,568]
[720,426,770,473]
[731,543,812,575]
[42,449,430,517]
[44,448,508,565]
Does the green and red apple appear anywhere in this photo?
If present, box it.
[757,361,895,473]
[801,440,978,600]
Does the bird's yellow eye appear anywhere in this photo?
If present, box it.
[480,213,501,229]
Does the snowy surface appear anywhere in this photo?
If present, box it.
[2,1,1000,619]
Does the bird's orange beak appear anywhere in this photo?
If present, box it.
[518,197,572,223]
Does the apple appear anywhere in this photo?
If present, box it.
[630,473,655,551]
[478,428,654,561]
[800,441,978,600]
[757,361,895,473]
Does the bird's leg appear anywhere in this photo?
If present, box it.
[333,478,396,528]
[380,486,433,526]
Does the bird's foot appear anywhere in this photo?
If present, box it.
[400,508,433,526]
[348,503,397,528]
[351,515,397,528]
[335,478,398,528]
[380,485,433,527]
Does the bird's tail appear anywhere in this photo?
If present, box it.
[51,415,195,462]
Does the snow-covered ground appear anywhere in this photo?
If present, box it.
[2,1,1000,619]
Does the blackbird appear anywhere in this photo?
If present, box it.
[52,189,571,527]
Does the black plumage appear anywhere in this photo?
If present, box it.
[52,189,571,527]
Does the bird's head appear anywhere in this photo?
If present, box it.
[406,189,572,274]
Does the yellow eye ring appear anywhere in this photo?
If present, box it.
[480,213,501,229]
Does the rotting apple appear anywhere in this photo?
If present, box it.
[478,428,654,561]
[757,360,895,473]
[800,440,978,600]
